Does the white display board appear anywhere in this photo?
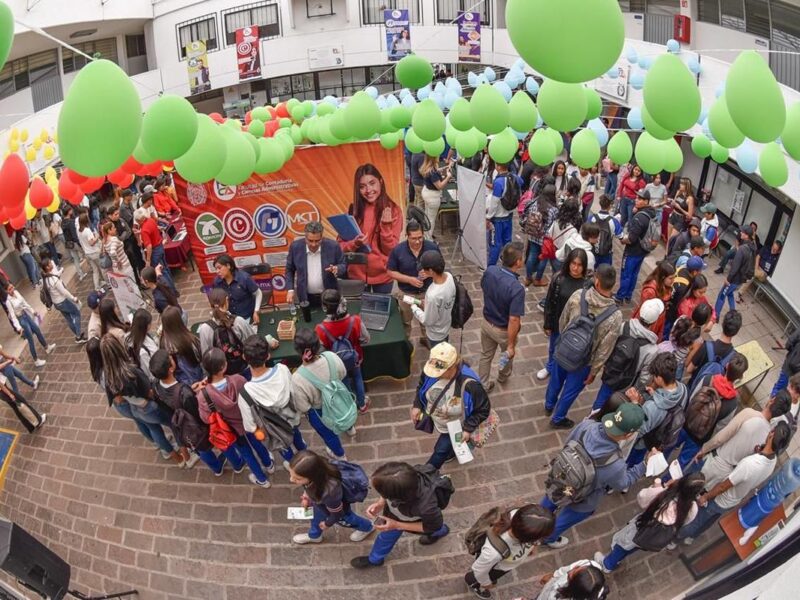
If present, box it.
[456,165,487,270]
[766,207,800,315]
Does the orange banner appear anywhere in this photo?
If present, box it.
[174,141,407,299]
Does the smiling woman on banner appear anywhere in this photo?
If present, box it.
[340,164,403,293]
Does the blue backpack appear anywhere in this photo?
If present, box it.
[319,318,358,373]
[690,341,735,396]
[331,459,370,503]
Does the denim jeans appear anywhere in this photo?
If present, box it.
[616,253,645,301]
[129,401,177,455]
[150,244,176,291]
[427,432,456,468]
[308,503,372,539]
[593,382,616,412]
[367,523,450,564]
[113,401,173,454]
[604,172,618,198]
[345,365,366,409]
[66,244,85,277]
[772,371,789,398]
[545,363,590,424]
[20,253,40,286]
[85,254,103,290]
[662,429,703,483]
[525,241,543,280]
[540,495,594,544]
[545,332,560,374]
[603,544,638,571]
[307,408,345,457]
[1,364,35,396]
[677,499,727,540]
[626,446,647,468]
[45,241,61,266]
[487,217,513,267]
[714,283,740,318]
[718,247,736,271]
[223,435,272,484]
[278,426,309,462]
[55,299,82,337]
[17,312,48,361]
[619,197,634,227]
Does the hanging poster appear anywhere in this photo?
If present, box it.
[385,9,411,62]
[236,25,262,81]
[186,40,211,95]
[308,45,344,70]
[457,11,481,63]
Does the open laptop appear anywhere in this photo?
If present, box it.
[360,293,392,332]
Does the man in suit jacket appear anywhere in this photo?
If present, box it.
[285,221,346,307]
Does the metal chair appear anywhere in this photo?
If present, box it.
[242,263,278,311]
[337,253,367,298]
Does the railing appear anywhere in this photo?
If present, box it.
[771,40,800,93]
[643,12,673,45]
[436,0,491,26]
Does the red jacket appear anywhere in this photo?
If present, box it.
[618,175,645,201]
[316,315,366,362]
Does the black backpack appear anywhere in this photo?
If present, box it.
[206,321,246,375]
[592,213,614,256]
[633,520,678,552]
[171,407,209,450]
[40,274,55,309]
[415,464,455,509]
[450,274,474,329]
[499,174,522,211]
[555,290,618,372]
[642,386,689,450]
[601,322,650,391]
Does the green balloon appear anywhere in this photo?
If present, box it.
[319,119,343,146]
[279,118,292,128]
[607,131,633,164]
[710,141,729,164]
[691,134,713,159]
[537,80,587,132]
[390,106,412,129]
[290,124,303,145]
[286,98,300,111]
[290,105,305,122]
[424,137,446,157]
[759,142,788,187]
[306,118,322,144]
[275,131,295,161]
[330,110,349,140]
[254,137,285,174]
[245,132,261,162]
[404,129,425,153]
[708,98,745,148]
[412,99,446,142]
[225,119,242,130]
[455,130,480,158]
[642,106,675,141]
[782,102,800,161]
[584,88,603,121]
[300,118,313,141]
[248,119,266,138]
[507,0,624,83]
[252,106,271,121]
[488,128,519,164]
[215,127,256,185]
[726,51,786,143]
[643,54,701,133]
[544,127,564,156]
[570,128,601,168]
[0,1,12,72]
[663,138,684,173]
[57,60,142,176]
[316,102,335,117]
[132,138,155,165]
[509,91,539,133]
[471,128,488,152]
[174,114,227,183]
[449,98,472,131]
[395,54,434,89]
[444,123,458,148]
[141,95,199,162]
[345,92,380,140]
[380,132,401,150]
[470,84,510,135]
[378,111,396,135]
[634,132,666,175]
[530,128,557,166]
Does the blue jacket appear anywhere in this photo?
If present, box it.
[413,363,490,433]
[285,238,346,303]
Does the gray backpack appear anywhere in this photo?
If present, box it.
[639,213,661,253]
[554,290,618,372]
[545,429,621,507]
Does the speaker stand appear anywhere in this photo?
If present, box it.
[69,590,138,600]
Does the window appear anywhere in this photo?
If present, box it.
[436,0,491,25]
[268,72,316,102]
[126,34,147,58]
[0,50,58,99]
[62,38,117,73]
[720,0,745,30]
[618,0,646,11]
[772,1,800,45]
[361,0,421,25]
[222,2,281,45]
[176,15,218,60]
[744,0,771,37]
[646,0,679,15]
[369,66,397,94]
[697,0,721,24]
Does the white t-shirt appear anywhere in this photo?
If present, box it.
[645,183,667,208]
[470,509,534,587]
[716,453,776,510]
[412,272,456,342]
[426,377,461,434]
[79,227,100,257]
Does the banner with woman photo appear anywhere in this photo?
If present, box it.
[385,9,411,61]
[457,11,481,63]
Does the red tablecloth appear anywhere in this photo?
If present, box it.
[164,235,191,268]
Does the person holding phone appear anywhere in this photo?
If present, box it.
[419,155,453,240]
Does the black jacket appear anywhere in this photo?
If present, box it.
[624,206,657,257]
[783,329,800,377]
[383,466,445,534]
[62,215,79,244]
[544,273,586,333]
[413,362,490,434]
[728,240,756,284]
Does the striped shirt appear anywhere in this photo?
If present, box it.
[104,236,131,273]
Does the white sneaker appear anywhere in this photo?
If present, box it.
[34,359,46,368]
[32,375,40,390]
[666,542,677,550]
[248,473,271,488]
[282,460,291,471]
[35,413,47,430]
[350,527,375,542]
[324,447,347,461]
[159,450,172,460]
[265,462,276,475]
[683,537,694,546]
[536,368,550,381]
[293,533,323,545]
[183,453,201,469]
[594,552,611,573]
[544,536,569,549]
[346,426,357,437]
[45,344,56,355]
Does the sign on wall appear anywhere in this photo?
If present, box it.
[236,26,262,82]
[385,9,411,62]
[186,41,211,95]
[595,63,630,105]
[308,45,344,70]
[457,12,481,63]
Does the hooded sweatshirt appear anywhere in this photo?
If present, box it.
[623,318,660,386]
[701,215,719,249]
[382,464,445,534]
[624,206,657,258]
[239,363,302,432]
[196,374,247,436]
[728,239,757,284]
[634,382,688,449]
[556,231,596,272]
[559,286,623,377]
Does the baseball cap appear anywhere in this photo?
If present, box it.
[636,189,651,201]
[686,256,705,272]
[638,298,665,325]
[740,224,754,238]
[700,202,717,214]
[689,217,702,230]
[143,185,156,194]
[603,403,645,436]
[419,250,445,272]
[87,290,104,309]
[423,342,459,378]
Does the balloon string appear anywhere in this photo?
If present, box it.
[14,19,96,62]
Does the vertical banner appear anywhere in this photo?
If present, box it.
[456,165,487,270]
[385,9,411,62]
[457,11,481,63]
[236,25,262,81]
[186,40,211,95]
[173,141,406,300]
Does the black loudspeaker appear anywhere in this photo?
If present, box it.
[0,519,70,600]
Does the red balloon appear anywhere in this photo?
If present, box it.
[80,176,105,193]
[65,187,84,206]
[0,154,30,213]
[265,120,280,137]
[9,210,27,230]
[58,173,78,200]
[245,111,252,125]
[107,168,130,186]
[209,112,224,124]
[275,103,290,118]
[144,162,162,176]
[69,171,88,184]
[121,156,142,174]
[29,177,54,209]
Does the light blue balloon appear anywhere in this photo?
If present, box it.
[606,67,619,79]
[323,95,339,106]
[434,82,446,95]
[449,81,463,96]
[514,58,526,71]
[639,56,654,70]
[630,71,646,90]
[666,39,680,53]
[484,67,496,82]
[445,77,458,89]
[506,68,524,88]
[588,118,609,147]
[493,81,513,103]
[417,85,431,100]
[477,74,487,86]
[467,71,478,88]
[627,107,643,130]
[535,113,544,128]
[696,106,708,125]
[365,86,379,99]
[525,77,540,96]
[513,129,528,140]
[401,94,417,108]
[715,82,725,98]
[444,90,459,109]
[398,88,410,100]
[688,57,701,75]
[386,94,400,107]
[431,93,446,109]
[376,96,387,110]
[702,118,715,141]
[625,47,638,64]
[736,142,758,174]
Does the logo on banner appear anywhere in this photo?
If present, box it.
[223,208,254,242]
[286,199,321,235]
[254,204,287,238]
[236,25,261,81]
[213,182,237,201]
[186,184,208,207]
[195,212,226,246]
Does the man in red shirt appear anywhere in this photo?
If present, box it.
[134,207,176,291]
[153,176,181,218]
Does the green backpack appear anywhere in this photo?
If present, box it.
[298,352,357,435]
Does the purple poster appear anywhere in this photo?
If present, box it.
[457,11,481,63]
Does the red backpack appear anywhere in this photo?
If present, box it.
[202,389,237,450]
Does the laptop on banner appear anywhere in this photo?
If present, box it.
[360,293,392,332]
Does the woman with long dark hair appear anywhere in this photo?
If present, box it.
[631,261,675,340]
[617,164,645,227]
[126,308,160,382]
[141,266,184,319]
[4,281,55,368]
[668,177,696,240]
[657,315,702,381]
[98,297,129,343]
[677,273,716,329]
[14,230,40,287]
[534,560,608,600]
[160,305,204,384]
[551,160,569,195]
[0,377,45,433]
[340,163,403,293]
[594,473,705,572]
[521,183,559,287]
[40,258,86,343]
[288,449,374,545]
[196,288,255,375]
